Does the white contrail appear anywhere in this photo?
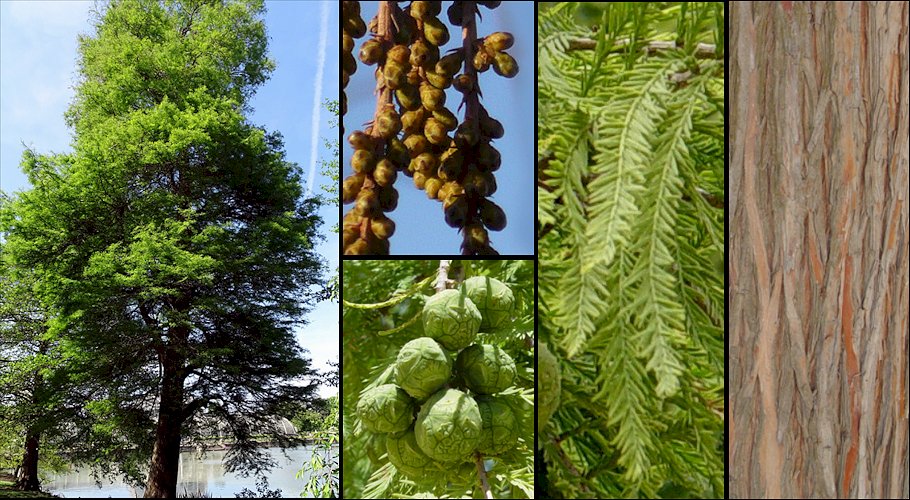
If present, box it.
[305,0,329,197]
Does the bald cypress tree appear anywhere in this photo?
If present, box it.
[0,0,325,497]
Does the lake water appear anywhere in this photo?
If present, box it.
[42,446,336,498]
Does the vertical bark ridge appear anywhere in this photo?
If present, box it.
[730,2,909,498]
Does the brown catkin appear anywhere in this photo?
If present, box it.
[344,0,516,255]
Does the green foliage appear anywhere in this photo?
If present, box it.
[537,2,724,498]
[297,394,339,498]
[0,255,75,490]
[291,409,326,435]
[320,100,340,302]
[343,260,534,499]
[318,99,341,223]
[0,425,20,471]
[1,0,326,488]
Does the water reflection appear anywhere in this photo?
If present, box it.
[42,446,336,498]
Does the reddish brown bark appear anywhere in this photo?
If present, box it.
[16,432,40,491]
[16,369,43,492]
[144,346,186,499]
[730,2,909,499]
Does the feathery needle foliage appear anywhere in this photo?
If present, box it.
[537,3,724,498]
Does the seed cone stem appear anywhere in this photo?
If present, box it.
[436,259,451,293]
[474,451,493,499]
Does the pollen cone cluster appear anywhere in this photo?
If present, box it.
[342,1,517,255]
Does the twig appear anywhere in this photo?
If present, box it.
[371,1,396,131]
[461,2,480,123]
[551,437,591,494]
[566,37,718,59]
[683,187,724,209]
[474,451,493,499]
[436,260,451,293]
[377,310,421,336]
[353,1,399,246]
[356,1,403,248]
[460,1,484,256]
[343,275,436,309]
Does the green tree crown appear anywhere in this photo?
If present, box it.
[1,0,326,487]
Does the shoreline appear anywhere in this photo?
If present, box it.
[179,437,339,453]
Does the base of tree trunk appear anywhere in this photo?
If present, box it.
[15,434,40,491]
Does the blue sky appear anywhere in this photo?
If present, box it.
[0,0,339,397]
[344,1,534,255]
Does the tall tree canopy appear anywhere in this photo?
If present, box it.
[0,0,325,497]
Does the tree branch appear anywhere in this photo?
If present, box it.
[181,396,211,423]
[356,1,397,246]
[460,1,493,256]
[551,437,591,494]
[370,1,396,135]
[474,451,493,499]
[435,260,451,293]
[683,187,724,209]
[566,37,719,59]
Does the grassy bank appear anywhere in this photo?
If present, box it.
[0,475,58,498]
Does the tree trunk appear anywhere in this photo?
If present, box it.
[16,432,40,491]
[144,347,186,499]
[730,2,909,499]
[17,366,44,492]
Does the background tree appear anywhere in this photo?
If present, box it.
[297,368,339,498]
[537,2,724,498]
[320,99,340,302]
[0,0,325,497]
[319,99,340,223]
[729,2,909,498]
[286,101,341,498]
[0,254,53,492]
[0,181,79,493]
[290,398,332,435]
[342,259,535,498]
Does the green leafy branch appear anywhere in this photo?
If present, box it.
[537,3,724,498]
[342,274,435,310]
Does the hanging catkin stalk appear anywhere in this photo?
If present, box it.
[342,1,517,255]
[444,0,515,255]
[342,1,400,255]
